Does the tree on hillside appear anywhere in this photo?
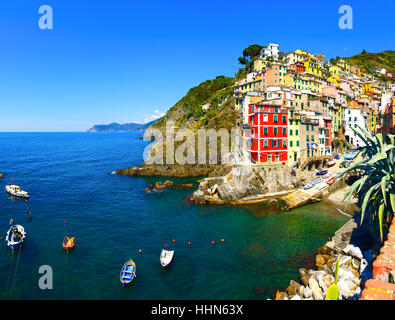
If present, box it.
[238,57,248,65]
[242,44,264,60]
[362,49,367,54]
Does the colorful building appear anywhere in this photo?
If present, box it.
[244,104,288,164]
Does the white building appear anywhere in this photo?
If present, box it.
[260,43,279,61]
[344,108,367,147]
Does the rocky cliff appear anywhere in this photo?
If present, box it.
[191,165,315,205]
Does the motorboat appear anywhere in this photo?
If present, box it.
[5,185,29,198]
[120,259,136,287]
[160,249,174,267]
[6,225,26,250]
[316,170,328,176]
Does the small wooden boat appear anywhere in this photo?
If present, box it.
[314,177,323,184]
[6,225,26,250]
[160,249,174,267]
[62,237,75,250]
[120,259,136,287]
[304,183,315,190]
[5,185,29,198]
[326,177,336,185]
[327,160,336,167]
[323,173,331,179]
[316,170,328,176]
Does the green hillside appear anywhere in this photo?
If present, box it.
[153,75,236,130]
[344,50,395,75]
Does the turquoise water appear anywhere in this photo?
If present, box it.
[0,132,348,299]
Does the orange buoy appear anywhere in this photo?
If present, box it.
[29,212,32,216]
[1,237,2,240]
[62,237,75,250]
[138,249,142,253]
[187,242,191,246]
[220,239,225,242]
[211,241,215,244]
[172,239,175,243]
[26,207,29,211]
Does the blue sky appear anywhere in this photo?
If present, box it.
[0,0,393,131]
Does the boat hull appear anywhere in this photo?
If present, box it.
[120,259,136,287]
[6,225,26,250]
[5,185,29,198]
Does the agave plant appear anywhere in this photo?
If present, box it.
[326,259,340,300]
[339,125,395,241]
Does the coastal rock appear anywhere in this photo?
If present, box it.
[299,268,312,287]
[317,274,334,295]
[359,259,368,274]
[302,287,312,299]
[285,285,297,296]
[289,280,302,294]
[315,254,328,267]
[343,244,363,260]
[275,291,288,300]
[191,164,307,205]
[308,278,323,300]
[116,164,232,178]
[290,295,301,300]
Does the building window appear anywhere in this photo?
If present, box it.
[282,115,286,123]
[263,114,268,122]
[297,141,300,147]
[290,141,293,147]
[296,129,299,135]
[264,140,268,147]
[275,153,279,163]
[274,115,278,122]
[290,129,293,135]
[283,139,287,147]
[282,127,286,135]
[274,127,278,135]
[264,127,268,135]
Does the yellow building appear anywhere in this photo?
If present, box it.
[368,108,379,134]
[327,74,341,87]
[288,109,302,165]
[303,57,322,77]
[253,59,268,72]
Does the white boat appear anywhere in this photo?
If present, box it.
[160,249,174,267]
[6,225,26,249]
[5,185,29,198]
[323,173,331,179]
[327,160,336,167]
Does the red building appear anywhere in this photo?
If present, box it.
[289,62,305,73]
[244,104,288,164]
[383,98,395,139]
[324,118,332,153]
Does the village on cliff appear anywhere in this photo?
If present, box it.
[230,44,394,167]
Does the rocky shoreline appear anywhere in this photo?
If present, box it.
[190,165,315,205]
[275,214,380,300]
[115,163,232,178]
